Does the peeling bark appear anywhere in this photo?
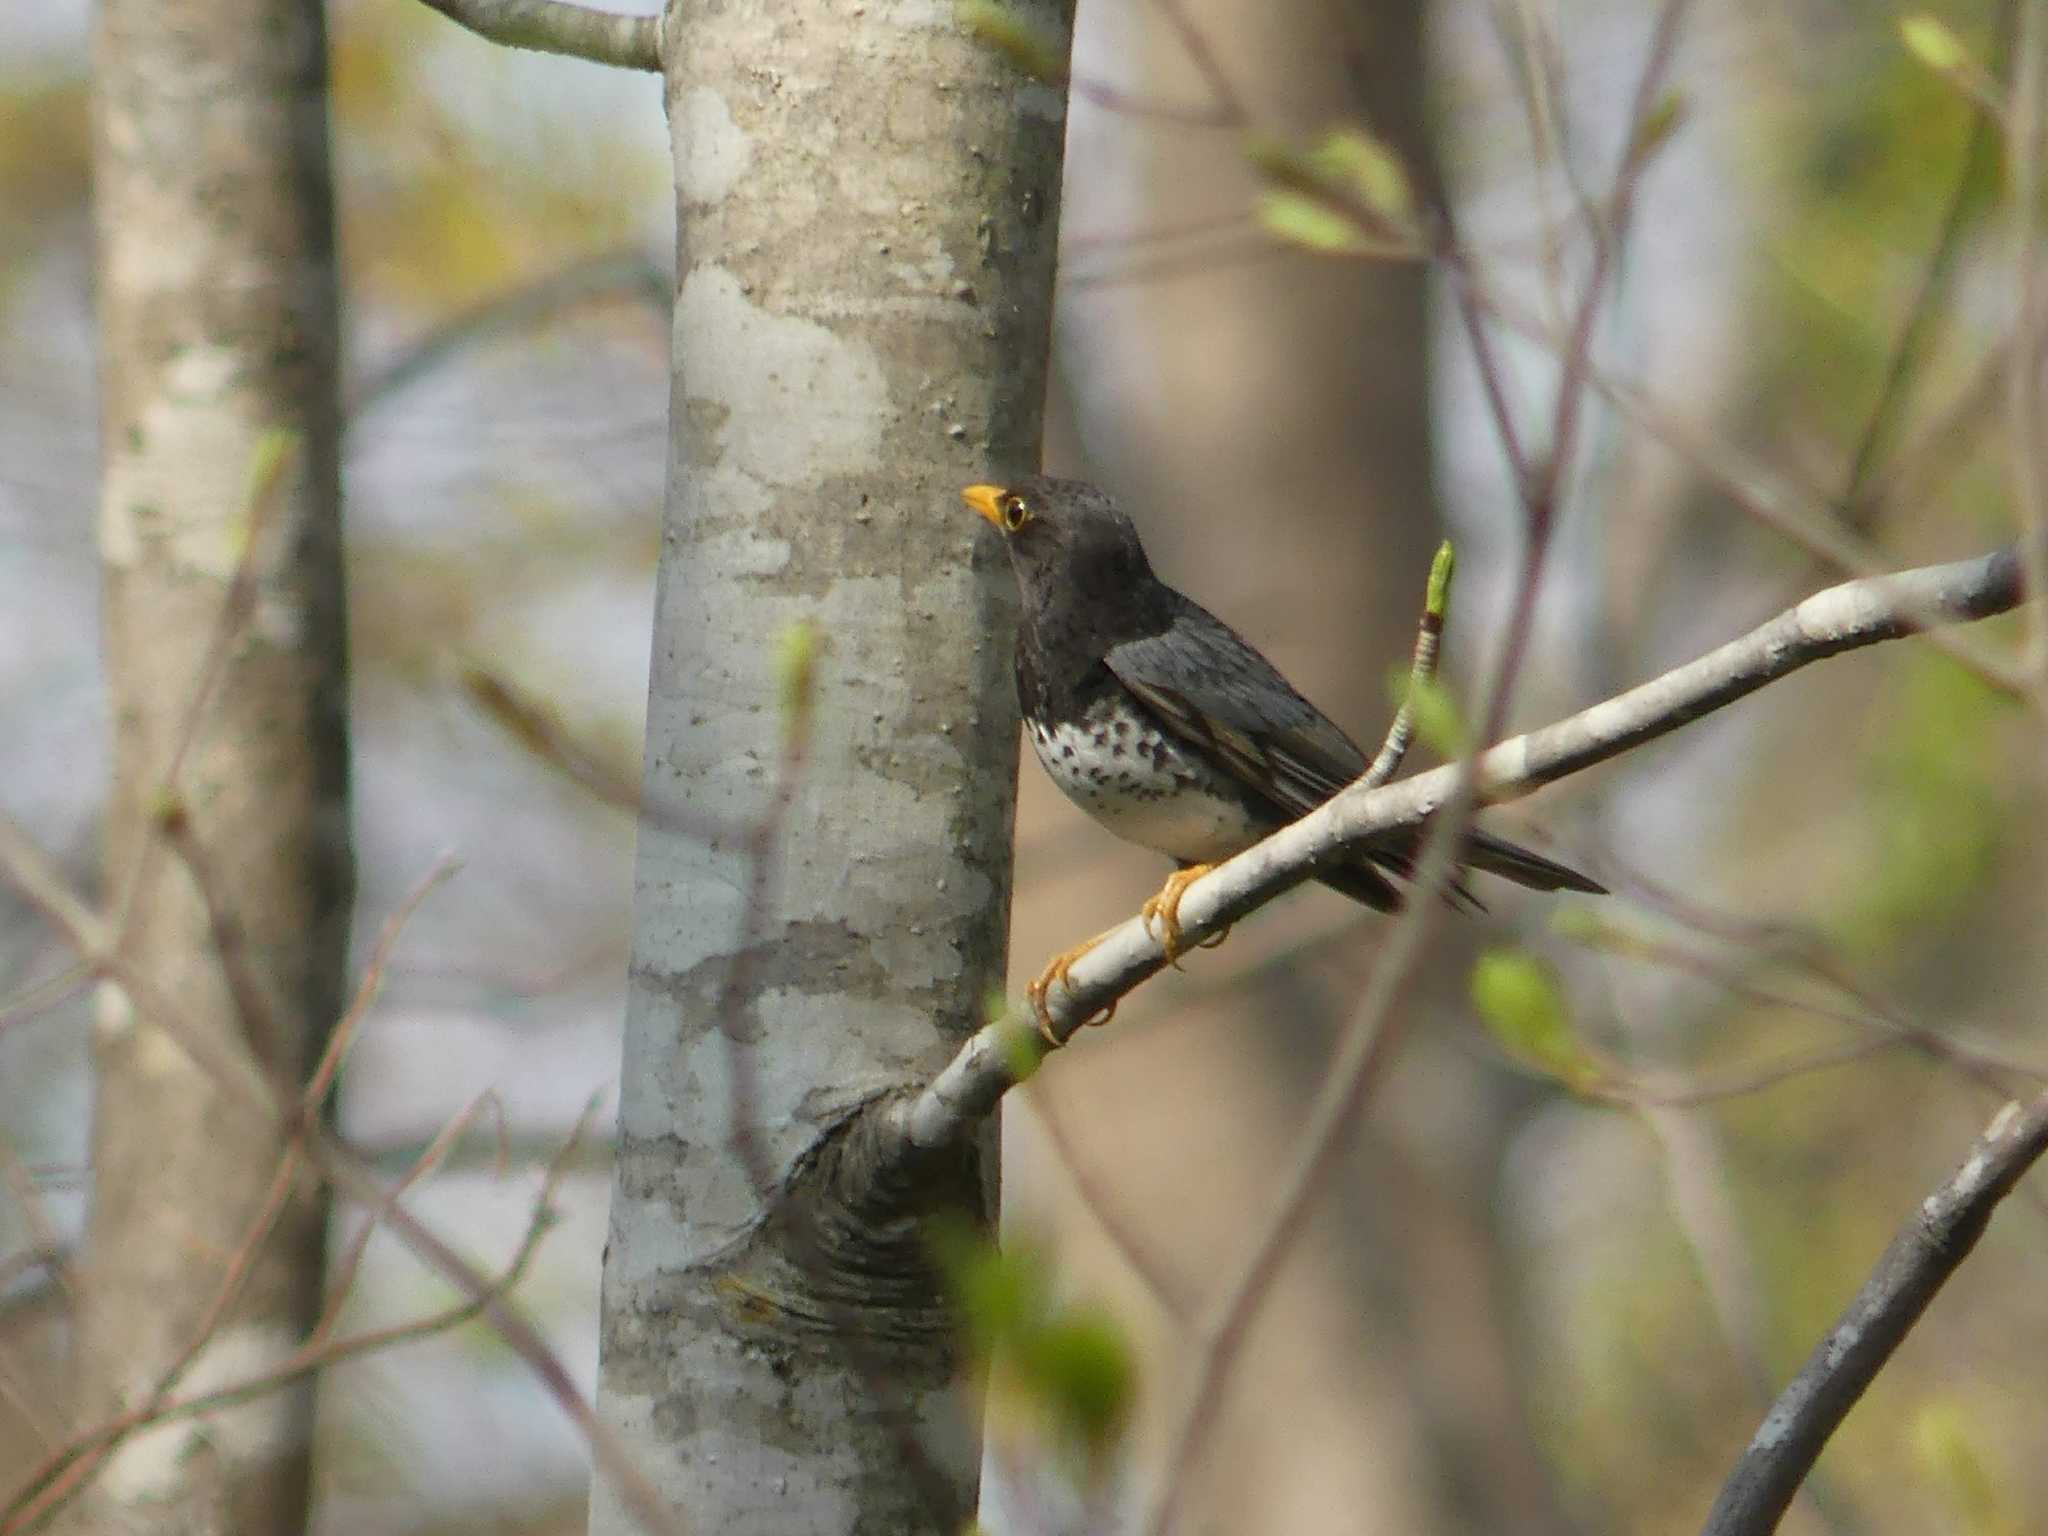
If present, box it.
[588,2,1072,1531]
[75,1,350,1531]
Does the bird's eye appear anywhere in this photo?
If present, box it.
[1002,496,1031,532]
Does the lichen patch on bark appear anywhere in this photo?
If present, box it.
[674,266,889,489]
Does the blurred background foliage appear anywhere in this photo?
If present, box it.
[3,0,2047,1532]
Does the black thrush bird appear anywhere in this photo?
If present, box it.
[964,475,1604,1035]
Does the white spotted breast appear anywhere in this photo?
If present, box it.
[1026,696,1268,864]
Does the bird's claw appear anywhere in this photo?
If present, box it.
[1028,937,1119,1044]
[1141,863,1220,966]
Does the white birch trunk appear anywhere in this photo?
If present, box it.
[588,3,1073,1531]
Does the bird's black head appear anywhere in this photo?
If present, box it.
[961,477,1157,631]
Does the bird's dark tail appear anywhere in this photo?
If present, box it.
[1458,829,1606,895]
[1319,827,1604,912]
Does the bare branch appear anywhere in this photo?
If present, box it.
[410,0,662,71]
[2008,0,2048,675]
[1467,279,2032,696]
[0,812,270,1106]
[308,1133,686,1536]
[0,1153,308,1533]
[0,1109,593,1536]
[1139,831,1459,1536]
[1700,1089,2048,1536]
[1362,541,1452,786]
[347,248,669,419]
[893,543,2024,1154]
[1144,0,1245,122]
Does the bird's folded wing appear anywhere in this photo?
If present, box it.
[1105,609,1370,822]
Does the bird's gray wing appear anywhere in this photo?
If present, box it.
[1105,605,1369,822]
[1109,603,1607,901]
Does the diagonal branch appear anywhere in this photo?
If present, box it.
[411,0,662,71]
[890,542,2024,1155]
[1699,1089,2048,1536]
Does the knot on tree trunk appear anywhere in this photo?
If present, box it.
[703,1089,988,1359]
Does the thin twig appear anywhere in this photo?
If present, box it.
[1587,865,2048,1092]
[1144,0,1245,122]
[157,803,290,1089]
[311,1089,506,1343]
[1699,1090,2048,1535]
[1067,75,1236,127]
[1137,836,1458,1536]
[347,249,669,419]
[2008,0,2048,677]
[309,1129,686,1536]
[303,855,462,1114]
[1467,279,2033,697]
[1063,235,1294,294]
[711,664,815,1203]
[700,641,969,1522]
[1839,1,2009,517]
[409,0,662,71]
[1063,208,1255,256]
[1500,0,1581,332]
[0,960,88,1037]
[2,1110,599,1536]
[1022,1090,1191,1319]
[109,435,298,954]
[1479,0,1695,743]
[1137,26,1693,1512]
[0,813,268,1106]
[0,710,669,1528]
[1,1153,307,1532]
[0,1142,69,1314]
[1363,541,1453,786]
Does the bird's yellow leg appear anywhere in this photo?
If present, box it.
[1141,863,1229,966]
[1027,927,1121,1043]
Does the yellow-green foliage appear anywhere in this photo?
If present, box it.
[1470,946,1608,1094]
[1913,1396,2021,1536]
[932,1223,1135,1462]
[1747,5,2000,443]
[1845,650,2014,950]
[330,2,663,310]
[0,72,88,289]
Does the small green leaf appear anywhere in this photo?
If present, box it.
[1546,904,1608,945]
[1899,14,1970,74]
[957,1,1067,84]
[1308,128,1412,219]
[1003,1024,1047,1081]
[1471,947,1602,1091]
[933,1224,1050,1355]
[1244,133,1316,187]
[1911,1398,2012,1536]
[234,427,300,558]
[244,427,299,507]
[1389,670,1466,757]
[146,785,186,830]
[774,620,822,723]
[1016,1309,1134,1451]
[1424,540,1456,620]
[1257,191,1374,255]
[1625,90,1688,173]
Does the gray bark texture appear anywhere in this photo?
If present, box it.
[75,0,351,1531]
[588,3,1072,1533]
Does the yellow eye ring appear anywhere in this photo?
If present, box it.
[1002,496,1030,532]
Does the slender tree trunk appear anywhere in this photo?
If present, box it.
[587,3,1071,1531]
[76,0,350,1530]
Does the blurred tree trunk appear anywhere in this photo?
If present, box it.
[586,3,1071,1533]
[74,0,350,1531]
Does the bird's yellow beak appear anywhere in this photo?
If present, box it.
[961,484,1008,530]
